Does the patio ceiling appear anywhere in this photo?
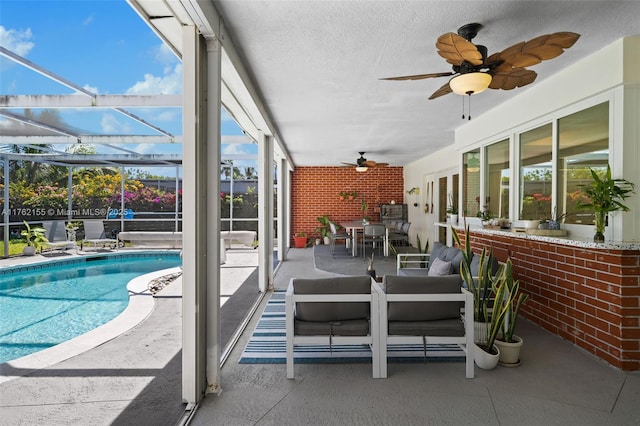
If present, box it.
[130,0,640,168]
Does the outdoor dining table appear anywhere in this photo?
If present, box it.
[339,220,389,257]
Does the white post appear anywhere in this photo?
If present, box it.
[276,157,287,261]
[205,36,222,395]
[258,132,274,291]
[2,155,8,258]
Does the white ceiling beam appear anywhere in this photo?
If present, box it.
[0,135,181,145]
[0,94,182,108]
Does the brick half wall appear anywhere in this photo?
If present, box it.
[460,229,640,370]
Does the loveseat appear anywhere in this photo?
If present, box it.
[396,242,498,280]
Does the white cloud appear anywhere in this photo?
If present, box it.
[222,144,250,155]
[82,84,99,94]
[154,43,178,64]
[101,114,132,134]
[126,63,182,95]
[0,26,35,56]
[154,110,180,122]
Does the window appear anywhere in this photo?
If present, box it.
[519,124,552,220]
[558,102,609,225]
[463,149,481,217]
[485,139,509,219]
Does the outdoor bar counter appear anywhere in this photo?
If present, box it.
[454,225,640,371]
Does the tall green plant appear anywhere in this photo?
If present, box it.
[416,234,429,268]
[576,165,635,241]
[20,220,48,251]
[452,226,493,322]
[498,259,529,343]
[314,214,331,239]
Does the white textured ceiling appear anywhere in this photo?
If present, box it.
[212,1,639,167]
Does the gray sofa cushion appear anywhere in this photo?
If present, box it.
[428,257,452,276]
[295,318,369,336]
[293,276,371,322]
[469,251,500,277]
[384,275,463,322]
[430,242,465,274]
[388,319,464,336]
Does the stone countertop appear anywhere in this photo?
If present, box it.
[445,223,640,251]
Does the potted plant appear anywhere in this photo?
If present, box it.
[446,193,458,225]
[348,191,357,201]
[360,198,369,223]
[493,259,529,366]
[366,253,376,280]
[21,220,48,256]
[546,206,571,230]
[576,165,635,242]
[453,225,509,370]
[339,191,348,201]
[314,214,331,245]
[293,232,307,248]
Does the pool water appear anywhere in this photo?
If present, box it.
[0,253,181,364]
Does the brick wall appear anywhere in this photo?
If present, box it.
[460,229,640,370]
[291,166,404,238]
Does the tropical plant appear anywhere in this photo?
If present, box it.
[20,220,48,251]
[446,192,458,214]
[314,214,331,240]
[452,225,493,323]
[496,259,529,343]
[576,165,635,241]
[415,234,429,268]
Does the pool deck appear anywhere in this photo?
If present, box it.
[0,246,260,426]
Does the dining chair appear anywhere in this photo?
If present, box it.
[362,224,387,259]
[329,222,350,256]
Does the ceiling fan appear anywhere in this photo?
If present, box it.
[341,152,389,172]
[381,23,580,100]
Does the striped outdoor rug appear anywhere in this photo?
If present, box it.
[239,290,465,364]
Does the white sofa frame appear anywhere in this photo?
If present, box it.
[285,277,385,379]
[379,287,475,379]
[396,252,431,274]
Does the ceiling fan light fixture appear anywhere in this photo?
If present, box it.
[355,166,368,172]
[449,72,492,96]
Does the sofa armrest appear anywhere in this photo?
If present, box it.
[396,252,431,274]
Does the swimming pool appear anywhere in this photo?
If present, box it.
[0,252,181,364]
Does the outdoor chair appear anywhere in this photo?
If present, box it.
[82,219,118,250]
[379,274,474,379]
[285,276,384,379]
[328,221,349,256]
[41,220,77,253]
[361,224,387,259]
[388,221,410,246]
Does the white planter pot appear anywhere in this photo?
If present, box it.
[450,214,458,225]
[323,236,330,245]
[474,343,500,370]
[23,246,36,256]
[524,220,540,229]
[494,335,523,366]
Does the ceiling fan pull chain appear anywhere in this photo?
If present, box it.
[468,93,472,120]
[461,95,465,120]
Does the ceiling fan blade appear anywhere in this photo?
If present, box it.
[380,71,454,81]
[436,33,483,66]
[488,32,580,69]
[489,68,537,90]
[341,162,358,167]
[428,81,453,99]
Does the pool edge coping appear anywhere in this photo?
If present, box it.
[0,266,182,384]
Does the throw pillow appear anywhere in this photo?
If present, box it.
[428,257,452,276]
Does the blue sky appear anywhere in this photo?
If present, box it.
[0,0,256,174]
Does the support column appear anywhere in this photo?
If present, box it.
[182,24,220,404]
[258,132,274,291]
[276,157,288,261]
[3,155,8,258]
[67,167,73,223]
[205,36,222,395]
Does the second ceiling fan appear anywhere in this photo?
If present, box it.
[342,152,388,171]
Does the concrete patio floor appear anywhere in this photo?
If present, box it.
[1,246,639,425]
[189,247,640,426]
